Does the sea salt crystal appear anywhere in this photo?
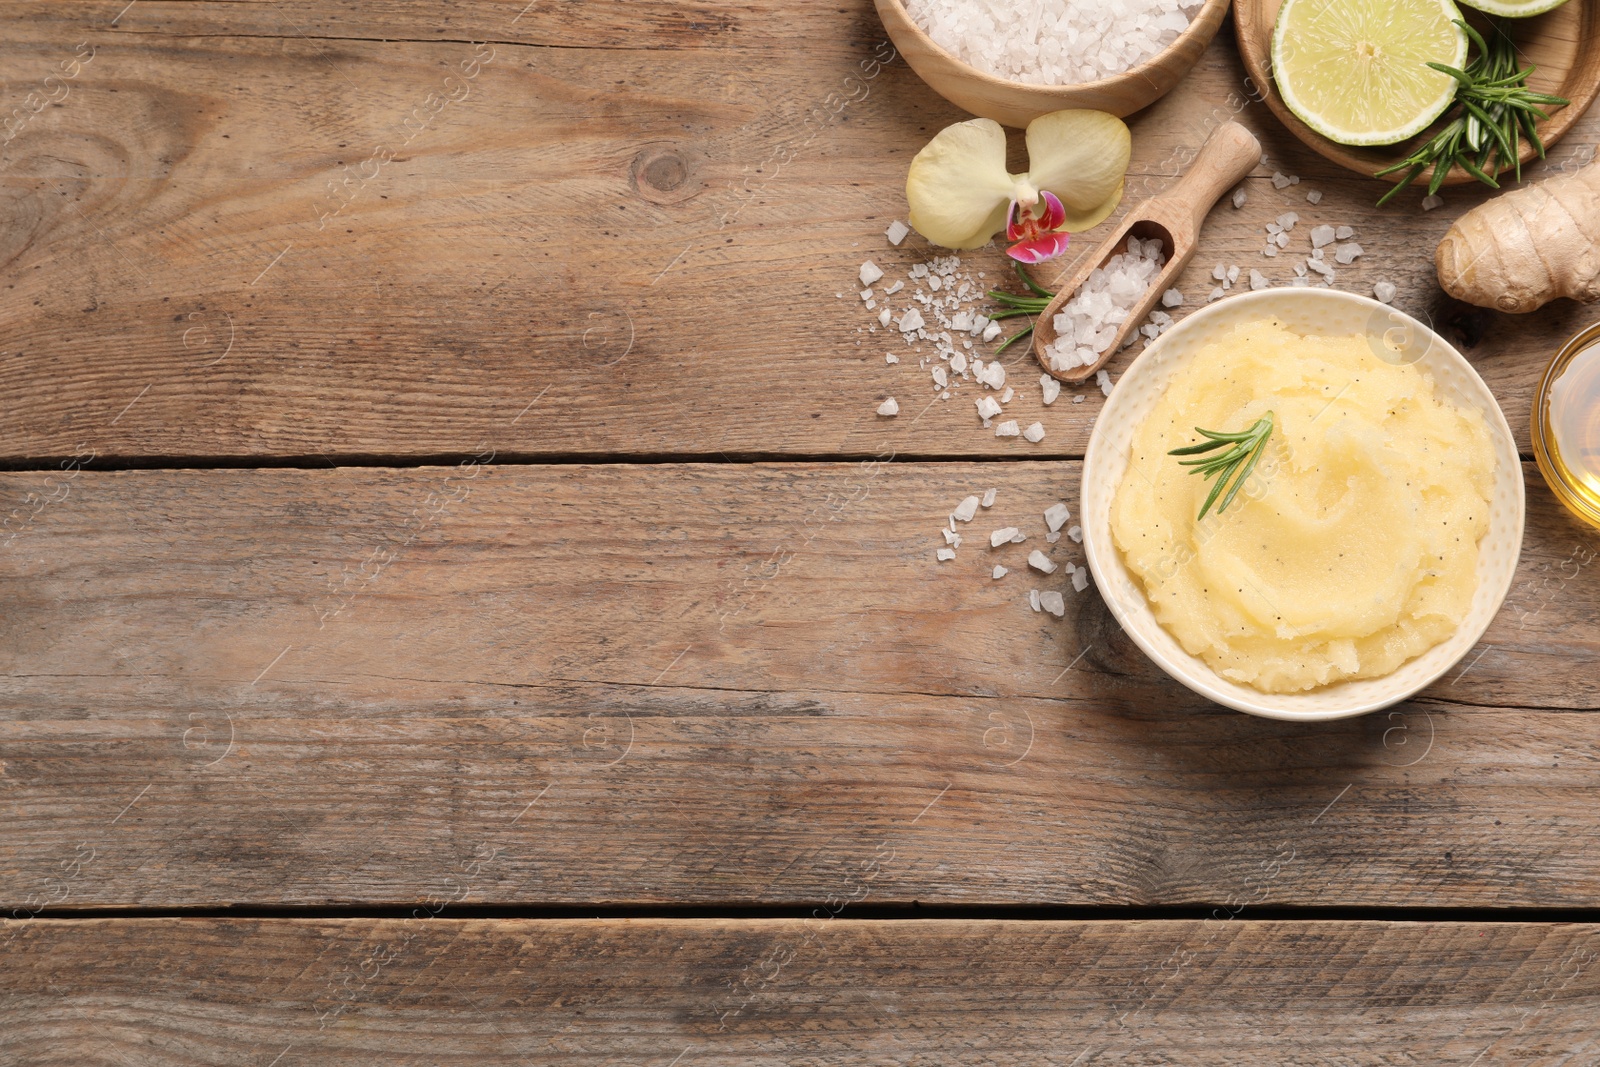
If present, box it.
[877,397,899,416]
[1276,212,1298,230]
[981,488,997,508]
[885,352,898,364]
[860,261,884,287]
[1263,246,1278,258]
[1266,222,1282,235]
[886,220,910,246]
[1311,247,1324,261]
[1306,190,1322,204]
[1068,525,1083,543]
[1208,286,1225,302]
[1289,175,1301,185]
[991,527,1020,547]
[976,396,1002,420]
[995,419,1020,437]
[1212,264,1226,281]
[1073,395,1084,404]
[993,565,1008,579]
[1271,171,1290,189]
[1306,258,1334,279]
[1274,232,1289,248]
[1162,288,1183,308]
[1374,280,1397,304]
[1011,529,1025,543]
[878,308,892,328]
[1000,385,1015,404]
[1232,187,1247,208]
[936,547,956,562]
[1043,237,1166,373]
[1023,421,1045,442]
[951,351,968,374]
[1071,570,1088,593]
[1310,225,1336,248]
[1029,589,1041,612]
[1335,226,1355,240]
[1226,265,1240,285]
[1046,530,1061,543]
[1041,375,1061,406]
[942,528,960,546]
[1422,195,1444,211]
[1097,369,1113,397]
[982,321,1003,342]
[978,362,1006,389]
[1334,242,1363,265]
[1040,590,1066,617]
[932,366,948,388]
[900,308,925,333]
[1044,502,1070,532]
[1028,550,1057,574]
[1249,269,1268,291]
[905,0,1204,87]
[953,495,981,522]
[884,280,905,296]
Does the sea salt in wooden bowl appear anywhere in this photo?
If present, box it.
[875,0,1232,125]
[1080,288,1525,721]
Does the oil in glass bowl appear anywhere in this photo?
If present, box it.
[1534,321,1600,529]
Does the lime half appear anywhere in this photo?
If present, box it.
[1457,0,1569,17]
[1272,0,1469,146]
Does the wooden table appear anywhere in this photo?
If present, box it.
[3,2,1599,1062]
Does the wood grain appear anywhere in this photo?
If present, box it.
[3,918,1598,1064]
[0,2,1595,463]
[4,462,1600,910]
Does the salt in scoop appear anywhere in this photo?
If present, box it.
[1033,121,1261,383]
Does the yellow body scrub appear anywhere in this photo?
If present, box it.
[1112,319,1495,693]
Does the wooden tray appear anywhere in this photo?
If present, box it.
[1234,0,1600,188]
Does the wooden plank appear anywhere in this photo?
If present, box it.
[4,462,1600,910]
[2,918,1598,1063]
[0,3,1592,463]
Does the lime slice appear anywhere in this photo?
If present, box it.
[1272,0,1469,146]
[1456,0,1569,17]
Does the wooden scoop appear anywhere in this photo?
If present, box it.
[1033,121,1262,383]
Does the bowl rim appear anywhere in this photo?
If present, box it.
[1080,287,1526,722]
[875,0,1233,97]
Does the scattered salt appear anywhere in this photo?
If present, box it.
[953,495,980,522]
[1023,421,1045,443]
[1248,268,1268,291]
[1046,530,1061,543]
[982,321,1003,342]
[1041,374,1061,406]
[1226,265,1240,285]
[1422,195,1444,211]
[1040,590,1066,617]
[900,308,925,333]
[995,419,1020,437]
[1029,589,1041,612]
[1232,187,1247,209]
[1310,225,1335,248]
[1071,570,1089,593]
[886,220,910,246]
[1028,550,1057,574]
[1335,226,1355,240]
[1073,395,1084,404]
[932,366,949,388]
[1208,286,1225,302]
[976,396,1002,420]
[993,565,1008,579]
[936,547,956,562]
[1011,529,1026,543]
[1096,369,1113,397]
[991,527,1019,547]
[1276,212,1298,230]
[885,352,898,364]
[1374,280,1397,304]
[1274,232,1289,248]
[1334,242,1363,265]
[1044,502,1070,532]
[884,280,905,296]
[1162,288,1183,308]
[877,397,899,416]
[1067,525,1083,543]
[1306,258,1334,279]
[1306,190,1322,204]
[878,308,892,328]
[860,261,883,287]
[1271,171,1290,189]
[1000,385,1014,404]
[951,351,968,374]
[981,488,997,508]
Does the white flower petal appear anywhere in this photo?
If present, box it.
[1023,110,1130,232]
[905,118,1016,250]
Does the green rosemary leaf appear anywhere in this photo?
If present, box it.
[1169,413,1274,521]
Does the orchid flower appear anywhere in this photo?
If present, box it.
[905,110,1131,261]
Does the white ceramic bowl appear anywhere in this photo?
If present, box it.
[1080,288,1525,721]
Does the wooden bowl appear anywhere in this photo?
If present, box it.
[874,0,1233,126]
[1234,0,1600,188]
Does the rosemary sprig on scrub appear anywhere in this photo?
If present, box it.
[1168,412,1275,520]
[1375,20,1569,207]
[985,261,1055,355]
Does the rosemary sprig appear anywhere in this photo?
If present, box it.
[1168,412,1275,520]
[985,261,1055,354]
[1375,20,1569,206]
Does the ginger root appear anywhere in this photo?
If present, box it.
[1435,163,1600,314]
